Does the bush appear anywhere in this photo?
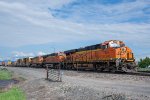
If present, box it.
[138,57,150,68]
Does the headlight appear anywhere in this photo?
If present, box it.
[121,47,126,53]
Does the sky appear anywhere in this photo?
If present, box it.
[0,0,150,61]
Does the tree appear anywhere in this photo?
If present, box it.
[138,57,150,68]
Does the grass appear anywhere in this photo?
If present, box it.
[0,70,12,80]
[0,87,26,100]
[0,69,26,100]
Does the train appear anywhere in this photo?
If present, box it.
[12,40,137,72]
[0,60,12,66]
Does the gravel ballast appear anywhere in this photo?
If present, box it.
[6,67,150,100]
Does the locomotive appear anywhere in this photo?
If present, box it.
[14,40,137,72]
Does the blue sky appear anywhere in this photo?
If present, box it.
[0,0,150,61]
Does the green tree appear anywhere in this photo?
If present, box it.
[138,57,150,68]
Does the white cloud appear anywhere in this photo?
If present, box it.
[0,57,3,61]
[51,0,150,23]
[48,0,75,9]
[37,51,46,56]
[12,51,34,57]
[0,0,149,60]
[0,0,149,48]
[3,0,75,9]
[0,1,88,47]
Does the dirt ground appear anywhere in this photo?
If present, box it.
[5,67,150,100]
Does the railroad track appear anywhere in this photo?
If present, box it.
[126,72,150,76]
[74,69,150,76]
[62,68,150,76]
[70,69,150,76]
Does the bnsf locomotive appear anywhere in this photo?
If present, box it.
[14,40,137,72]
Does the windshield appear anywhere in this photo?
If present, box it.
[109,41,120,48]
[109,42,120,47]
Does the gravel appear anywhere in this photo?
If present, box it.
[6,67,150,100]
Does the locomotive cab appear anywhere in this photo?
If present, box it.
[58,52,66,62]
[102,40,125,49]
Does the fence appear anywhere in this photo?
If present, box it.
[46,64,62,82]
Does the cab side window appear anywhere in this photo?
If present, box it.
[101,44,108,49]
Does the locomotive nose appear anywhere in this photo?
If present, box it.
[120,47,134,61]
